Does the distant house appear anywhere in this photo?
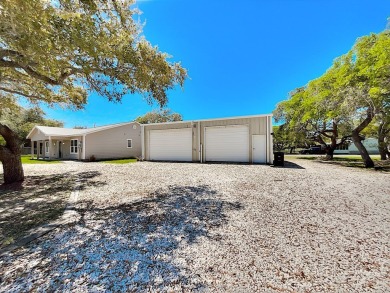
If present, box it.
[27,122,142,160]
[334,138,379,155]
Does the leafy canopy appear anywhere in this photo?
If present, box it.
[136,108,183,124]
[0,0,187,109]
[274,30,390,145]
[0,97,63,145]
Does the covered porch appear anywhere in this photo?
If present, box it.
[27,126,88,160]
[30,136,85,160]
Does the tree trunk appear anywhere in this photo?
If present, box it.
[325,147,334,160]
[352,132,374,168]
[377,122,389,160]
[350,108,375,168]
[378,138,388,160]
[0,123,25,184]
[2,150,24,184]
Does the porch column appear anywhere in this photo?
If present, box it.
[43,140,46,160]
[37,141,40,159]
[82,135,86,160]
[31,140,34,159]
[48,136,52,160]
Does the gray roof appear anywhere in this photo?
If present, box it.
[27,122,139,139]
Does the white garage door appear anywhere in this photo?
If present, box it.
[149,128,192,161]
[205,125,249,162]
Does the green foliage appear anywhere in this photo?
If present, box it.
[0,102,63,146]
[0,0,187,109]
[136,108,183,124]
[274,29,390,163]
[272,125,309,152]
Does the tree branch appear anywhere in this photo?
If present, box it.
[353,107,375,134]
[0,49,23,59]
[0,122,22,153]
[321,132,333,139]
[336,135,352,147]
[0,59,79,85]
[0,86,51,103]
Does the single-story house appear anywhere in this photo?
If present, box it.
[27,122,142,160]
[142,114,273,164]
[27,114,273,164]
[334,138,379,155]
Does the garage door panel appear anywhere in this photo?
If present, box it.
[149,129,192,161]
[205,125,249,162]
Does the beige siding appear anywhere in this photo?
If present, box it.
[63,138,81,160]
[143,116,271,163]
[143,122,196,161]
[84,123,141,160]
[200,117,267,162]
[29,129,47,141]
[49,138,81,160]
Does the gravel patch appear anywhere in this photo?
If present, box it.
[0,159,389,292]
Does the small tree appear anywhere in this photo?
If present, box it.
[0,0,187,184]
[136,109,183,124]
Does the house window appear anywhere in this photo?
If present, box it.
[127,139,132,148]
[45,141,49,153]
[70,139,78,154]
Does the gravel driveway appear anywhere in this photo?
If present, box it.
[1,159,389,292]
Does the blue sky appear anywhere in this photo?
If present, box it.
[44,0,389,127]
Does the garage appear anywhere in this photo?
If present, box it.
[142,114,273,164]
[204,125,249,162]
[149,128,192,161]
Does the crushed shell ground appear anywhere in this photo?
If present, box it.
[0,159,389,292]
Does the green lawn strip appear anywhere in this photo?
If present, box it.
[21,155,62,164]
[100,158,137,164]
[286,154,380,161]
[286,154,388,170]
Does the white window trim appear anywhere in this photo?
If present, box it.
[45,141,49,153]
[70,139,78,154]
[127,139,132,148]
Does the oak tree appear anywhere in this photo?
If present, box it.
[0,0,187,183]
[275,30,390,167]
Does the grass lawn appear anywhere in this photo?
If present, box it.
[100,158,137,164]
[286,154,389,171]
[21,155,62,164]
[287,154,381,161]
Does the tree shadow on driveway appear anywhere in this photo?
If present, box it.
[1,185,242,292]
[271,160,305,169]
[0,171,104,249]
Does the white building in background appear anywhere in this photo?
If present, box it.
[334,138,379,155]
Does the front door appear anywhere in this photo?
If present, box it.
[39,142,43,156]
[252,135,266,163]
[58,141,62,159]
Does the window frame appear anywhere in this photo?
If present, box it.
[127,139,132,148]
[70,139,78,154]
